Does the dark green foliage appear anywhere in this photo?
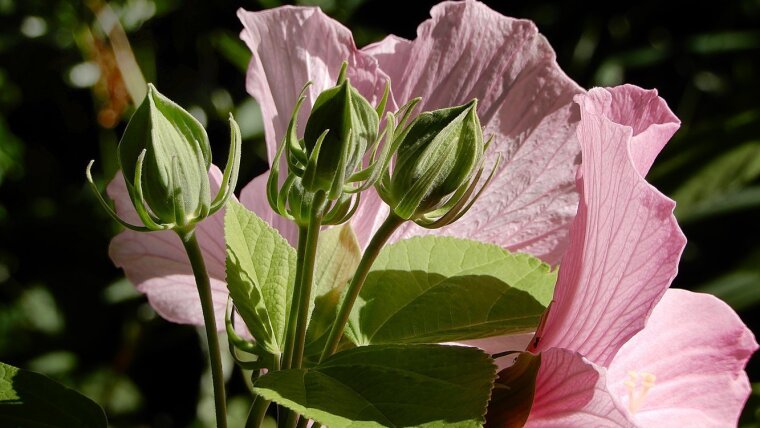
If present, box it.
[0,0,757,425]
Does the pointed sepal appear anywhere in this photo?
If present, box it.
[85,160,153,232]
[209,113,242,214]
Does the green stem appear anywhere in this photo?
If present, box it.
[246,396,271,428]
[245,357,278,428]
[281,226,309,370]
[282,192,326,428]
[292,204,324,369]
[320,213,404,362]
[179,229,227,428]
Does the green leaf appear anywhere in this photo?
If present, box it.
[225,200,296,355]
[0,116,23,185]
[304,224,361,359]
[485,352,541,428]
[253,344,496,427]
[347,236,556,346]
[672,140,760,220]
[211,31,253,72]
[698,270,760,311]
[678,185,760,223]
[696,249,760,312]
[0,361,107,428]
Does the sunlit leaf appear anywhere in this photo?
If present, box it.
[225,200,296,355]
[347,236,556,346]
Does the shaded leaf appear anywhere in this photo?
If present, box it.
[254,344,496,427]
[0,361,107,428]
[673,140,760,219]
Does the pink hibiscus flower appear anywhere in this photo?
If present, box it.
[517,86,757,426]
[107,0,756,425]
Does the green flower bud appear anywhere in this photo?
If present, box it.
[117,84,211,228]
[267,64,389,228]
[301,65,379,199]
[378,99,495,228]
[86,84,241,232]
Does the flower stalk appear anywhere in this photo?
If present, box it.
[87,83,241,428]
[280,191,326,428]
[292,192,326,369]
[179,229,227,428]
[320,212,405,361]
[280,226,308,371]
[281,191,326,371]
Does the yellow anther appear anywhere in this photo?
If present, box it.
[624,370,657,415]
[642,373,656,387]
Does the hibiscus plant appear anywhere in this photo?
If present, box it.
[1,1,754,428]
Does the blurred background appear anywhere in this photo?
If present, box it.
[0,0,758,426]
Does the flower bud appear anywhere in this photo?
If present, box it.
[87,84,240,232]
[301,65,379,199]
[380,99,486,225]
[267,64,388,228]
[117,84,212,228]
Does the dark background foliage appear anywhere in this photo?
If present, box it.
[0,0,758,426]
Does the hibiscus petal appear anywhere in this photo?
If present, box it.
[533,86,686,367]
[579,84,680,176]
[238,6,389,164]
[346,186,390,248]
[525,348,634,427]
[364,0,584,264]
[107,166,229,327]
[607,289,757,427]
[361,35,412,82]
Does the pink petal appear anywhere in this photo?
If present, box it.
[107,166,229,327]
[579,84,680,176]
[533,86,686,367]
[362,35,413,88]
[526,348,634,427]
[607,289,757,427]
[364,0,584,264]
[238,6,389,165]
[347,186,389,248]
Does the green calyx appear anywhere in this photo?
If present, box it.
[118,84,211,227]
[86,83,240,232]
[301,64,379,198]
[377,99,496,227]
[268,62,388,227]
